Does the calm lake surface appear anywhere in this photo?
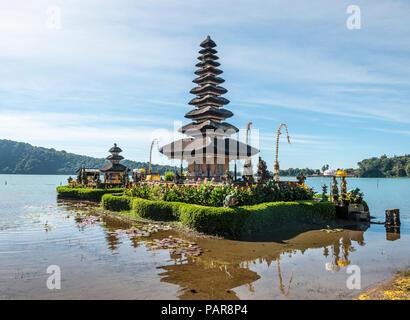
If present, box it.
[0,175,409,300]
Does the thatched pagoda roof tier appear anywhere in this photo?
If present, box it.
[109,143,122,153]
[195,60,220,68]
[101,143,129,173]
[194,66,223,76]
[179,120,238,135]
[200,36,216,48]
[188,95,229,107]
[184,106,233,120]
[159,137,259,160]
[193,74,225,85]
[106,154,124,161]
[100,163,128,172]
[197,53,219,61]
[190,84,227,96]
[199,47,217,55]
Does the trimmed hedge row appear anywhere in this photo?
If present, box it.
[56,187,124,201]
[101,194,336,238]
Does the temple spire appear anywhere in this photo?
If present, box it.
[158,36,259,180]
[182,36,237,136]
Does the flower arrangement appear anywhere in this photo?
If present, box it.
[124,180,315,207]
[347,187,364,204]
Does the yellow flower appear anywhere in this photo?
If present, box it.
[337,259,350,267]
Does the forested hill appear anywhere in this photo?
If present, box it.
[0,139,179,175]
[357,154,410,177]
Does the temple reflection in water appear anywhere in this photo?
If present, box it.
[154,230,365,299]
[99,220,367,299]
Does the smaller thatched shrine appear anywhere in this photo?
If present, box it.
[100,143,129,185]
[75,167,100,186]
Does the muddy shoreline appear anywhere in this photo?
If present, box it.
[355,270,410,300]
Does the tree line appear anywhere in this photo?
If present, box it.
[279,154,410,178]
[1,139,409,178]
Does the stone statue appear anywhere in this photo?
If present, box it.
[341,176,347,196]
[121,168,130,186]
[332,176,339,203]
[242,174,254,184]
[76,168,82,184]
[133,170,140,184]
[223,194,238,208]
[67,176,73,185]
[297,174,306,185]
[171,171,181,184]
[222,170,233,185]
[257,157,272,184]
[321,184,328,202]
[175,171,181,184]
[78,167,86,185]
[243,160,254,184]
[243,159,253,175]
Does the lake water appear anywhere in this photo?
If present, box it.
[0,175,409,300]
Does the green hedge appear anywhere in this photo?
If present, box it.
[101,193,131,210]
[56,186,124,201]
[101,194,336,238]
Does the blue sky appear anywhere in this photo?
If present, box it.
[1,0,409,171]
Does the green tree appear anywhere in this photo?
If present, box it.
[357,154,410,177]
[164,171,175,181]
[405,162,410,178]
[321,164,329,173]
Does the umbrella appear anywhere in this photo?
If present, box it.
[323,169,337,176]
[336,170,348,177]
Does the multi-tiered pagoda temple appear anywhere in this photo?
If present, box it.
[159,36,259,180]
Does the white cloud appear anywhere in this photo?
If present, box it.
[1,0,409,169]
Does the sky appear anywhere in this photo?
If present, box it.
[0,0,409,172]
